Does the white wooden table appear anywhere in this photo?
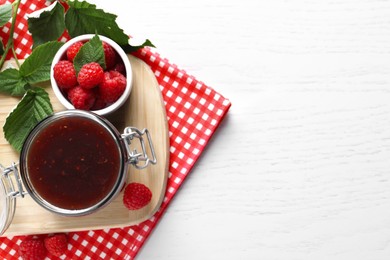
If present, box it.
[93,1,390,259]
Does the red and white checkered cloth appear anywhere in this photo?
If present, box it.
[0,0,231,259]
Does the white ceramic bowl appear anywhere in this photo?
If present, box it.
[50,34,132,116]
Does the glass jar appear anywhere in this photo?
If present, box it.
[0,110,156,235]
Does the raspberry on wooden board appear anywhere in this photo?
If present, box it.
[123,183,152,210]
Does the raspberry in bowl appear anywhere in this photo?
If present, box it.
[50,34,132,116]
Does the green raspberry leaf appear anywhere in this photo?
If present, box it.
[19,41,64,84]
[28,2,66,49]
[3,87,53,152]
[73,34,105,73]
[0,4,12,27]
[0,68,28,96]
[65,0,129,45]
[122,39,155,53]
[0,4,11,56]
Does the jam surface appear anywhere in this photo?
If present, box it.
[26,116,121,210]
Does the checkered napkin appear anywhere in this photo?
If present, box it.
[0,1,231,259]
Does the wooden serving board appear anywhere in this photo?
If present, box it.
[0,55,169,236]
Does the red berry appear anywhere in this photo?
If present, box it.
[123,183,152,210]
[103,41,117,69]
[44,233,68,257]
[53,60,77,89]
[91,90,107,110]
[19,237,46,260]
[98,70,127,104]
[77,62,104,89]
[68,86,96,110]
[66,41,83,62]
[113,61,126,75]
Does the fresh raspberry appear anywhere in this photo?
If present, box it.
[44,233,68,257]
[90,90,107,110]
[66,41,83,62]
[103,41,117,69]
[123,182,152,210]
[113,61,126,75]
[19,237,46,260]
[98,70,127,104]
[53,60,77,89]
[68,86,96,110]
[77,62,104,89]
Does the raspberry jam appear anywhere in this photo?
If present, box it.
[20,111,125,214]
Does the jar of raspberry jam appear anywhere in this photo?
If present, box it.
[0,110,156,234]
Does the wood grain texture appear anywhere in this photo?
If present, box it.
[0,55,169,236]
[82,0,390,259]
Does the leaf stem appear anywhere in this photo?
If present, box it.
[0,0,21,70]
[11,46,20,67]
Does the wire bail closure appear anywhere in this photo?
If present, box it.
[121,127,157,170]
[0,162,27,198]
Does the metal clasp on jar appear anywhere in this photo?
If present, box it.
[0,162,27,198]
[121,127,157,169]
